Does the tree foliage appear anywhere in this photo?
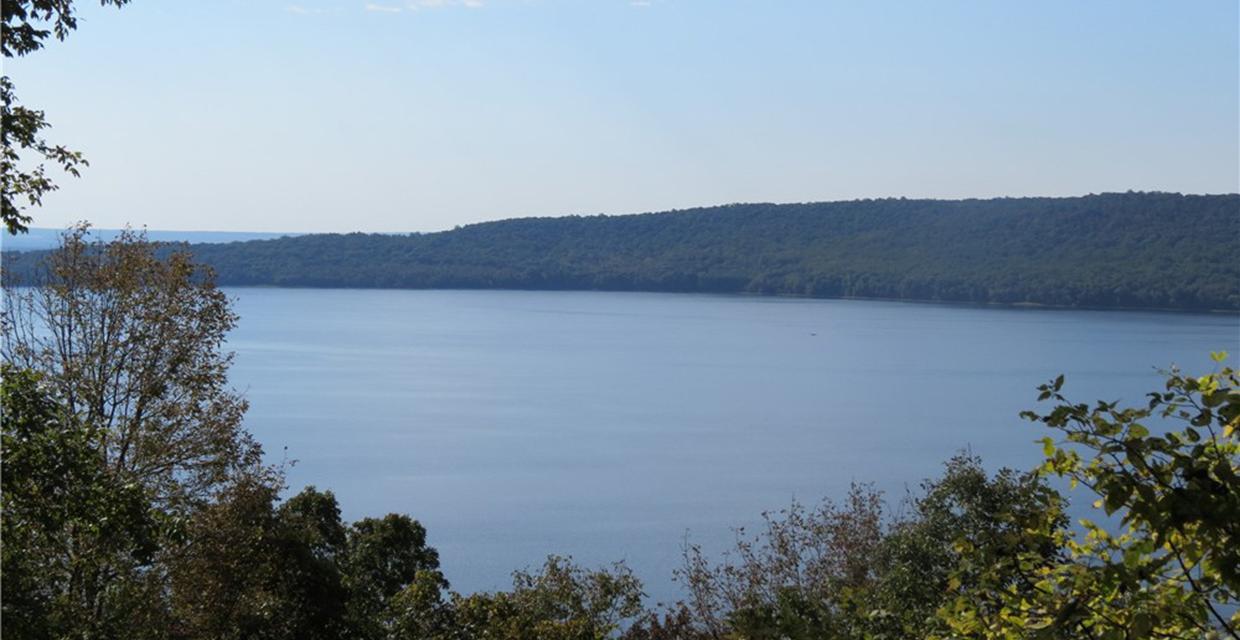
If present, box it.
[867,457,1067,639]
[673,457,1067,640]
[938,355,1240,639]
[3,225,258,508]
[443,556,646,640]
[677,483,885,638]
[344,512,448,638]
[168,484,445,640]
[1,366,164,640]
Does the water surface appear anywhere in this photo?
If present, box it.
[226,289,1239,602]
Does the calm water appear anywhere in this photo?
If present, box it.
[226,289,1239,602]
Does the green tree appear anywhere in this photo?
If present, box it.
[1,366,166,639]
[2,228,269,638]
[864,455,1066,640]
[386,570,459,640]
[2,0,129,233]
[445,556,645,640]
[170,484,355,640]
[344,513,448,639]
[168,484,448,640]
[674,459,1065,640]
[2,226,260,509]
[938,355,1239,638]
[676,483,885,639]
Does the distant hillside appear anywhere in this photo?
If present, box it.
[0,227,299,252]
[5,193,1239,311]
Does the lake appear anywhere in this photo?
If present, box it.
[226,288,1239,603]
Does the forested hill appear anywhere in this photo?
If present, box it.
[8,193,1240,311]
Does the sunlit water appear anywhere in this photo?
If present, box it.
[225,288,1239,603]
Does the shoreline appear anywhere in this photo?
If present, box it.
[212,284,1240,317]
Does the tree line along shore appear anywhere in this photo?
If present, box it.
[4,192,1238,312]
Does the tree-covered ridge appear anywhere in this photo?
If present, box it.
[175,192,1239,311]
[4,192,1237,310]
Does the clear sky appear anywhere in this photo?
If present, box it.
[6,0,1238,232]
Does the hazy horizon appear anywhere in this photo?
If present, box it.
[10,189,1240,236]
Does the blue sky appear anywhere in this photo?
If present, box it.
[7,0,1238,232]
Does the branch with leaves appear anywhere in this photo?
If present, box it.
[937,353,1239,639]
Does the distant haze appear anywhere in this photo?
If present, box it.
[1,228,298,252]
[5,1,1237,233]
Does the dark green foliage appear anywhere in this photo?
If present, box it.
[171,484,353,640]
[169,478,330,640]
[866,456,1066,639]
[344,513,448,638]
[168,485,447,640]
[445,556,646,640]
[1,367,164,640]
[384,554,647,640]
[43,191,1228,311]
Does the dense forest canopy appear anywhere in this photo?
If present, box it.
[5,192,1239,311]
